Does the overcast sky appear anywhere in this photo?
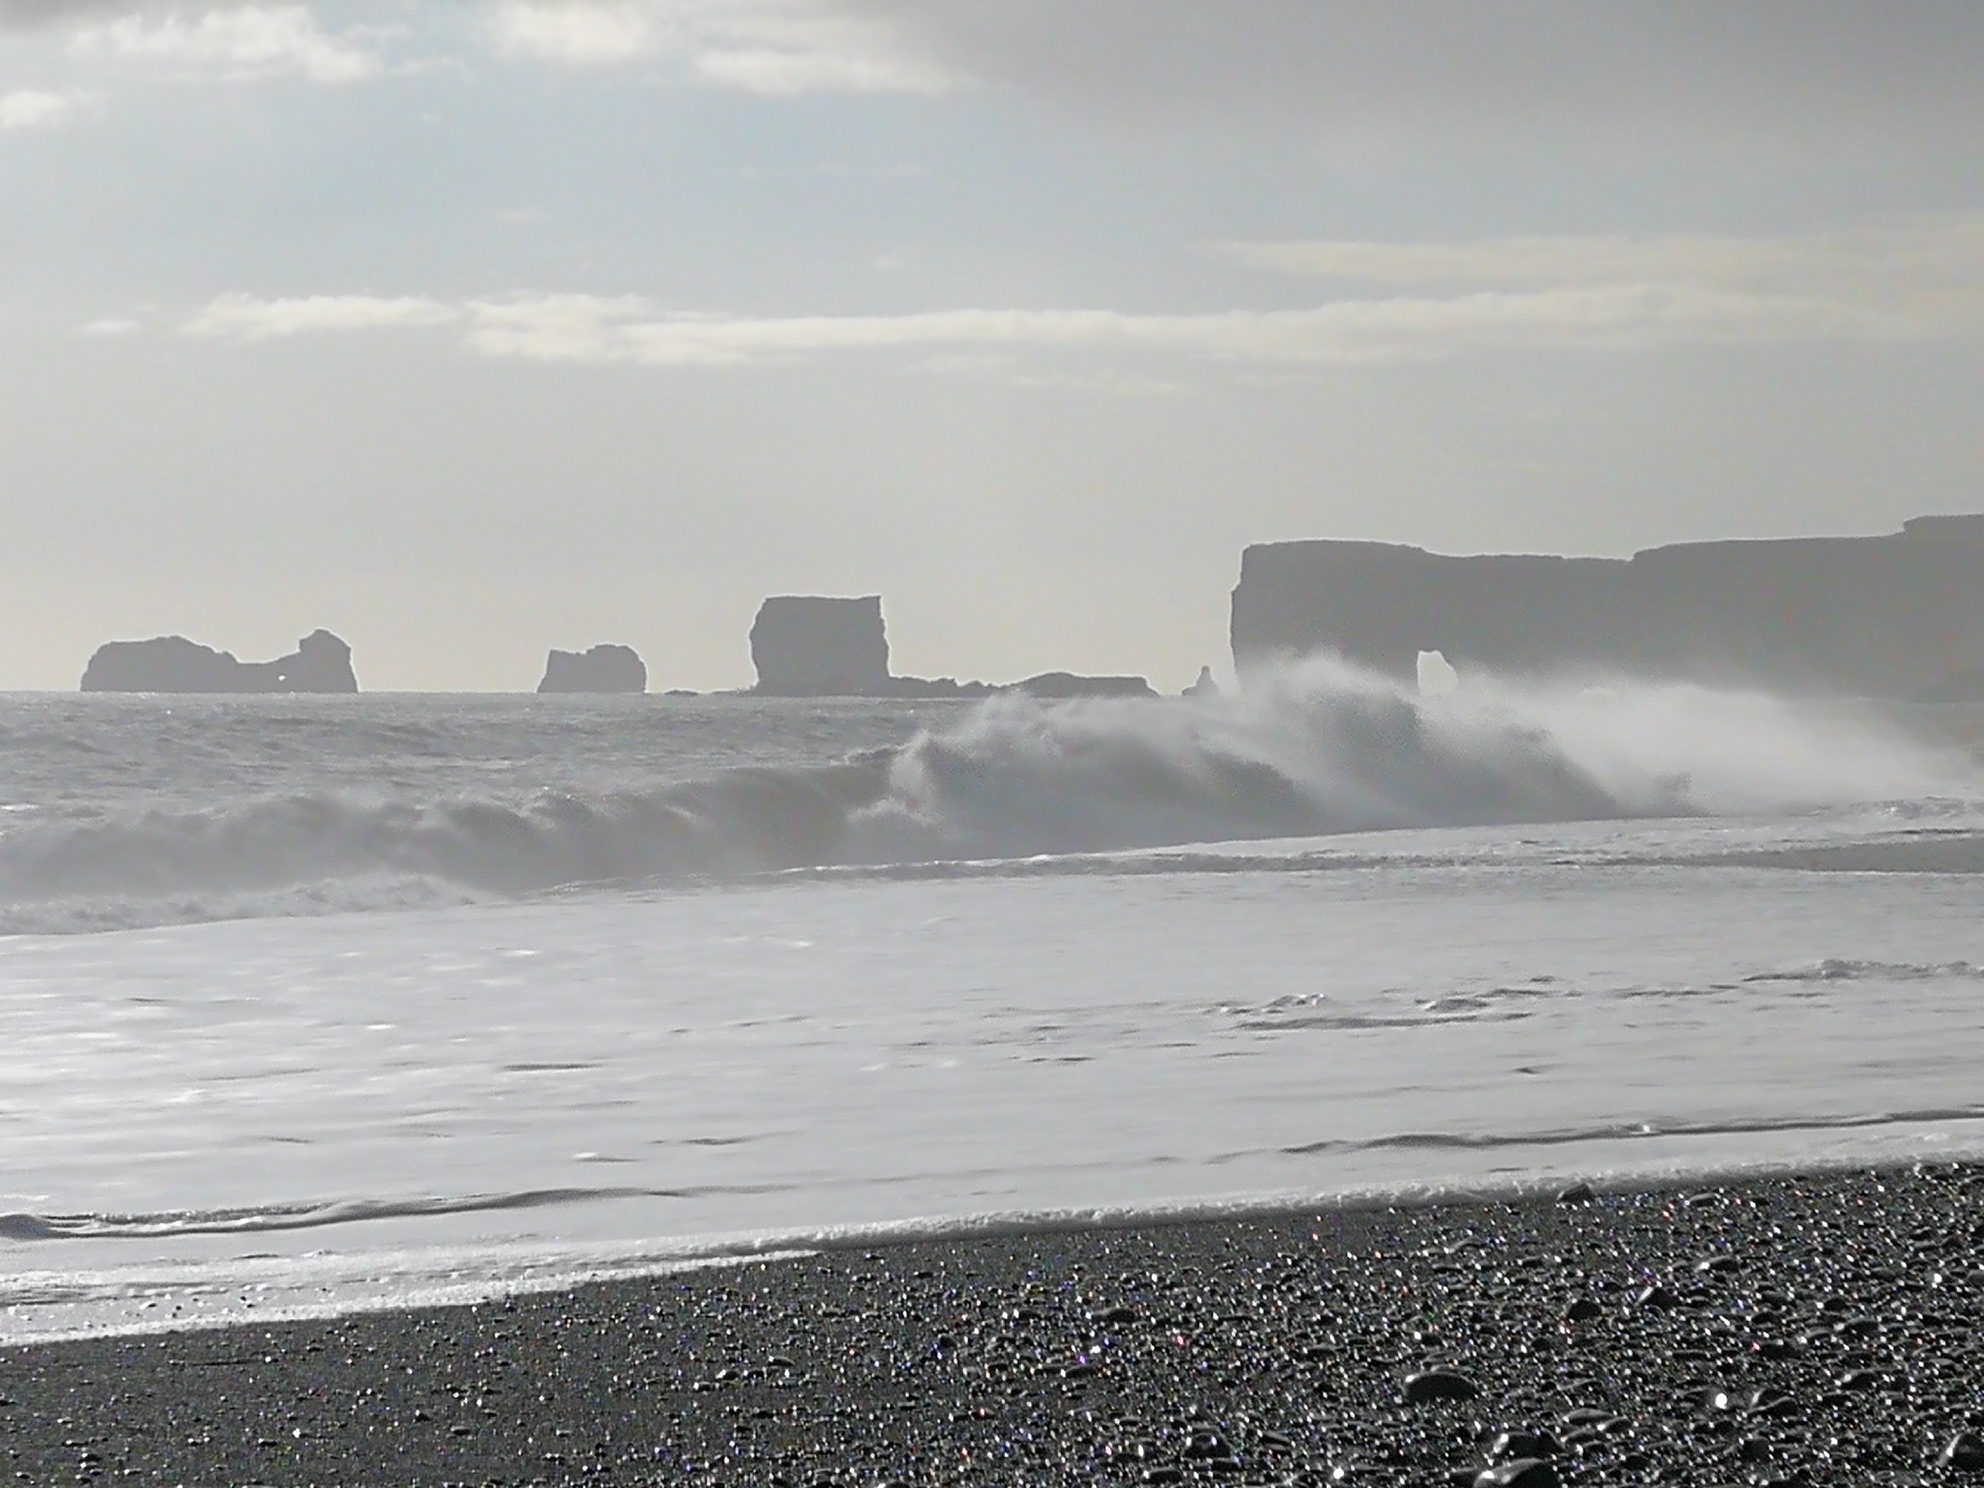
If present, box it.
[4,1,1983,690]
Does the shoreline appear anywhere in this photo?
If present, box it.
[12,1139,1984,1350]
[4,1162,1980,1484]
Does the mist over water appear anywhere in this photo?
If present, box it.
[0,662,1975,933]
[858,661,1976,860]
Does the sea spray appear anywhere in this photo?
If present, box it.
[0,660,1975,931]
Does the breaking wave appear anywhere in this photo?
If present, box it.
[1,660,1974,932]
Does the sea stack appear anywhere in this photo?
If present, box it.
[80,629,359,693]
[1229,515,1984,698]
[750,596,892,696]
[1010,672,1157,699]
[537,644,647,694]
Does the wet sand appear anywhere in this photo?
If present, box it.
[3,1163,1981,1485]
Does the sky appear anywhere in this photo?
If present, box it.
[3,1,1983,691]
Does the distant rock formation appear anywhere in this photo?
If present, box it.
[80,629,358,693]
[747,594,1157,700]
[1011,672,1158,699]
[537,644,646,694]
[1903,513,1984,542]
[882,676,997,699]
[1230,516,1984,699]
[1183,666,1220,698]
[750,596,892,696]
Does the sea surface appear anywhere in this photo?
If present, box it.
[2,665,1982,1342]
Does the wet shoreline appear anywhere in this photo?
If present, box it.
[4,1163,1981,1485]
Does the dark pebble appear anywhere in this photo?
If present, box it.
[1488,1430,1560,1462]
[1941,1433,1984,1472]
[1183,1429,1234,1460]
[1556,1182,1594,1204]
[1474,1460,1560,1488]
[1404,1369,1482,1403]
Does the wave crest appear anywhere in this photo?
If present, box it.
[2,661,1973,931]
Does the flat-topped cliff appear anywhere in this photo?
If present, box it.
[750,596,892,696]
[749,595,1154,699]
[80,629,359,693]
[538,644,646,694]
[1231,517,1984,699]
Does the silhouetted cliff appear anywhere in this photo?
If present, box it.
[748,595,1157,699]
[1011,672,1157,699]
[80,629,359,693]
[1230,517,1984,698]
[537,644,646,694]
[750,597,892,696]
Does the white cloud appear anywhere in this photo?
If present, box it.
[0,87,88,128]
[184,293,459,338]
[488,0,953,92]
[1215,218,1984,291]
[76,315,140,334]
[1213,218,1984,342]
[452,286,1925,368]
[71,6,390,83]
[173,218,1984,369]
[14,0,1984,130]
[690,41,938,94]
[489,2,656,65]
[174,286,1941,369]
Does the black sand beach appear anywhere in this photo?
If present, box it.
[4,1164,1981,1486]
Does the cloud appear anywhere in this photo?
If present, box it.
[19,0,1978,124]
[166,217,1984,368]
[488,0,953,92]
[851,0,1984,143]
[1211,218,1984,341]
[0,86,89,126]
[173,289,1951,372]
[0,0,112,23]
[183,293,460,338]
[162,217,1984,368]
[447,287,1927,368]
[69,5,391,83]
[488,1,654,65]
[1214,218,1984,290]
[8,0,1983,128]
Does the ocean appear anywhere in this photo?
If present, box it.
[2,662,1981,1343]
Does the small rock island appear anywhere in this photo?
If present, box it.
[750,596,893,696]
[748,596,1154,699]
[80,629,359,693]
[1009,672,1156,700]
[537,644,647,694]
